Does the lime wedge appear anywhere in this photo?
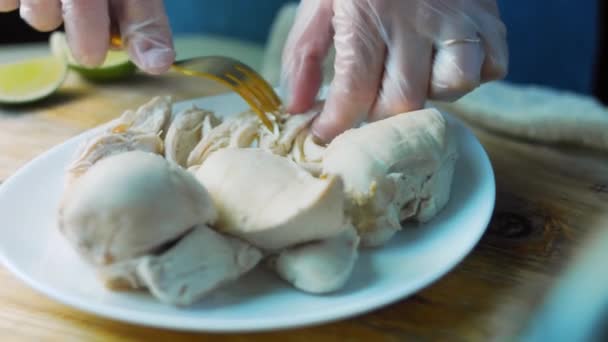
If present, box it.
[68,50,137,82]
[0,37,68,104]
[52,31,137,82]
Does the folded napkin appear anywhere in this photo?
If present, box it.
[433,82,608,153]
[261,3,608,154]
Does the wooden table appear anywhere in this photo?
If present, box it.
[1,59,608,342]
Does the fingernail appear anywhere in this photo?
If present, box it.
[310,132,328,147]
[74,50,105,68]
[144,48,175,73]
[133,42,175,74]
[311,114,332,144]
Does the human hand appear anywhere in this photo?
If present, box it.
[281,0,508,143]
[0,0,175,74]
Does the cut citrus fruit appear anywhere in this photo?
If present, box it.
[0,34,68,104]
[68,50,137,82]
[63,36,136,81]
[51,31,137,82]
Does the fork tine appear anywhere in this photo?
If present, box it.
[225,73,274,129]
[224,73,262,108]
[244,79,276,113]
[225,74,267,111]
[170,55,278,129]
[249,78,281,113]
[235,65,282,109]
[177,55,281,110]
[231,63,279,106]
[223,67,273,111]
[240,94,274,130]
[174,64,273,129]
[256,78,282,109]
[171,64,240,87]
[228,64,273,110]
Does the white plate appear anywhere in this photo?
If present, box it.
[0,91,495,332]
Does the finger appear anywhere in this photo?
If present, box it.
[111,0,175,75]
[20,0,62,32]
[61,0,110,67]
[479,16,508,82]
[467,0,508,81]
[0,0,18,12]
[425,4,486,102]
[311,0,386,143]
[281,0,334,113]
[428,38,485,101]
[369,29,432,122]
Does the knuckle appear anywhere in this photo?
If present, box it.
[484,53,509,81]
[492,62,508,80]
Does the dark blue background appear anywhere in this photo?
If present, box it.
[164,0,599,96]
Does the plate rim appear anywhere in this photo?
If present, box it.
[0,94,496,332]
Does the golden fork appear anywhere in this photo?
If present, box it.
[111,36,280,130]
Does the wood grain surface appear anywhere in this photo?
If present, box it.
[1,68,607,341]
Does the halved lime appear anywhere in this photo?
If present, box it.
[0,36,68,104]
[53,32,137,82]
[68,50,137,82]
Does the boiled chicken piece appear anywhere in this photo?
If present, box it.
[258,107,318,156]
[195,148,346,250]
[58,150,217,265]
[64,96,171,185]
[321,108,458,247]
[97,225,262,306]
[112,95,172,135]
[97,233,183,290]
[187,113,259,166]
[136,225,263,306]
[64,132,163,186]
[268,222,359,294]
[97,256,147,290]
[164,105,220,167]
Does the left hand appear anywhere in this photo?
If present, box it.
[0,0,175,74]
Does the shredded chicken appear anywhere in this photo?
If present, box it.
[164,105,220,167]
[57,95,458,305]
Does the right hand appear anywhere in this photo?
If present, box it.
[281,0,508,143]
[0,0,176,74]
